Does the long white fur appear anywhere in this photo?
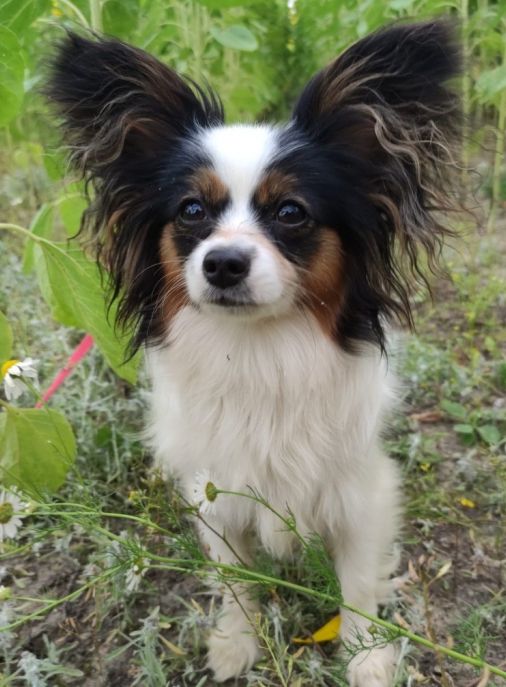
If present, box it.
[146,125,401,686]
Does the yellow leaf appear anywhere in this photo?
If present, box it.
[459,497,476,509]
[434,560,452,580]
[293,614,341,644]
[159,636,186,656]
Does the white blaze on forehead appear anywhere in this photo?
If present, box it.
[200,124,278,213]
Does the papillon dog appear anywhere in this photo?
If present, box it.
[48,20,461,686]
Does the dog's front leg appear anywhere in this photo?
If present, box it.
[198,521,262,682]
[332,475,399,686]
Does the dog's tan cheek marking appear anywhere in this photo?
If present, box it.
[159,226,189,326]
[299,228,344,338]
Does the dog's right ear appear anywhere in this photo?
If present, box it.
[46,33,224,353]
[47,32,223,173]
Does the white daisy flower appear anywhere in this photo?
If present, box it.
[125,557,149,593]
[0,601,15,650]
[1,358,38,402]
[191,469,219,516]
[0,487,27,542]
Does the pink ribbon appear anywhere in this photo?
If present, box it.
[35,334,94,408]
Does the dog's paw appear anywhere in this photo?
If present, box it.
[207,622,261,682]
[346,643,397,687]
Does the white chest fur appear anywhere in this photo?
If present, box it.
[146,307,394,554]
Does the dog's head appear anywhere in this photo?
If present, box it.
[47,22,461,353]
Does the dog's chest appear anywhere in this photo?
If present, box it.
[147,308,389,538]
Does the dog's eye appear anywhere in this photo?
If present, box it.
[276,202,307,227]
[180,200,206,222]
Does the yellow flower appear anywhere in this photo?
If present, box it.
[293,614,341,644]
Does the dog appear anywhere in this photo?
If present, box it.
[48,20,461,686]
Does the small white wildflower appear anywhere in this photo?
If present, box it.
[0,601,15,650]
[18,651,47,687]
[1,358,38,402]
[52,532,72,553]
[79,562,100,583]
[125,557,149,594]
[104,530,128,568]
[0,565,8,582]
[0,486,27,542]
[191,469,218,516]
[31,541,44,556]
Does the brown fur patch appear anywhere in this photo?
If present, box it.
[188,168,229,207]
[298,229,343,337]
[254,169,299,208]
[159,226,189,325]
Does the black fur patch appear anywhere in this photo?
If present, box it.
[46,32,224,353]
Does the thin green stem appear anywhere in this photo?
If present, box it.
[89,0,102,32]
[487,40,506,232]
[3,567,120,632]
[461,0,471,189]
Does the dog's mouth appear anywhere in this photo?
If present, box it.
[202,286,257,310]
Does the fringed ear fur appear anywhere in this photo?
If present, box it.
[46,32,224,352]
[292,20,463,341]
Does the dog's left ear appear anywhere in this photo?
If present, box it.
[292,20,462,287]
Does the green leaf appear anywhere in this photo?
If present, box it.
[210,24,258,52]
[454,423,476,446]
[454,423,475,436]
[34,241,139,383]
[0,311,13,362]
[103,0,139,37]
[0,25,25,127]
[475,64,506,103]
[23,203,54,273]
[441,400,468,420]
[496,362,506,390]
[58,193,87,237]
[477,424,501,446]
[0,0,50,34]
[198,0,254,7]
[0,406,76,496]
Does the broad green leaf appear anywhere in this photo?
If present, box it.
[475,65,506,103]
[0,0,50,35]
[103,0,139,37]
[454,423,476,446]
[23,203,54,273]
[0,26,25,127]
[34,241,139,383]
[441,400,467,420]
[198,0,254,7]
[0,311,13,361]
[477,424,501,446]
[0,0,50,34]
[0,406,75,496]
[42,151,66,181]
[497,362,506,390]
[58,194,87,237]
[210,25,258,52]
[453,423,475,436]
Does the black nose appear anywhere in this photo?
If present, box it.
[203,248,251,288]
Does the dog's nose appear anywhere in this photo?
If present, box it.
[203,248,251,288]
